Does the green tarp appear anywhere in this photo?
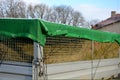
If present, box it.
[0,18,120,46]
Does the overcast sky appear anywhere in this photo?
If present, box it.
[22,0,120,21]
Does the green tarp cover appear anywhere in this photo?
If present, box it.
[0,18,120,46]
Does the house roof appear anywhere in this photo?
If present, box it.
[92,13,120,29]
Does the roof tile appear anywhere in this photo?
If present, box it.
[93,14,120,29]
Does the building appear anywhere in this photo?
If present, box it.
[92,11,120,34]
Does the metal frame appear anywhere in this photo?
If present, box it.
[33,42,46,80]
[119,47,120,58]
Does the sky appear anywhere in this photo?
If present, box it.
[23,0,120,21]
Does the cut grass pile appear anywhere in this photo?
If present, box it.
[0,38,33,63]
[0,37,119,64]
[44,37,119,64]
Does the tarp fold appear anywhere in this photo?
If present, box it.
[0,18,120,46]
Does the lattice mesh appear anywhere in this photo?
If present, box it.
[0,36,119,64]
[44,37,91,64]
[93,41,119,59]
[44,36,119,64]
[0,37,33,63]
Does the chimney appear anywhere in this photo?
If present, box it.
[111,11,116,17]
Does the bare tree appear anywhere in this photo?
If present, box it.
[52,5,73,24]
[0,0,87,27]
[71,11,85,26]
[0,0,5,17]
[83,19,100,28]
[89,19,100,26]
[0,0,26,18]
[27,5,35,18]
[44,6,53,21]
[34,4,52,20]
[16,1,27,18]
[51,5,85,27]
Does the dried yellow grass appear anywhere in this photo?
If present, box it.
[0,38,119,64]
[44,39,119,64]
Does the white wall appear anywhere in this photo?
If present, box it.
[47,58,120,79]
[99,22,120,34]
[0,62,32,80]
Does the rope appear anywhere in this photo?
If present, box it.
[39,45,48,80]
[92,43,113,80]
[44,54,48,80]
[91,40,94,80]
[0,50,6,66]
[0,39,7,67]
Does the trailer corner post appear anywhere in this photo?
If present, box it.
[33,42,45,80]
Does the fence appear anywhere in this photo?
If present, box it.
[44,36,119,64]
[0,37,33,80]
[0,36,120,80]
[44,36,120,80]
[0,37,33,64]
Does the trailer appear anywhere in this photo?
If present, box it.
[0,19,120,80]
